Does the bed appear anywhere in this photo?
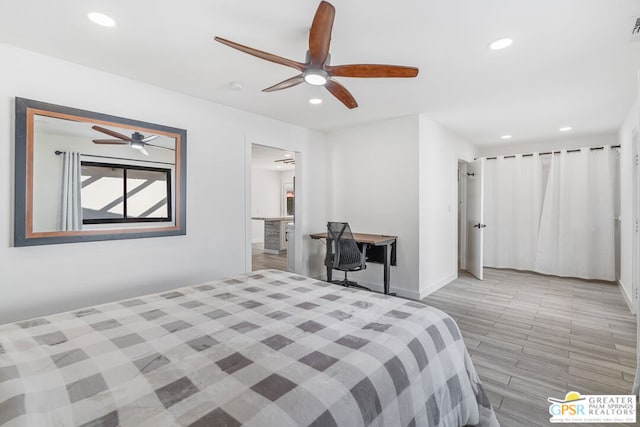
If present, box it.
[0,270,498,427]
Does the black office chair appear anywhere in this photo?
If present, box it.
[326,222,369,291]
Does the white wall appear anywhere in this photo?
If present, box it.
[619,99,639,307]
[418,115,477,297]
[280,170,295,187]
[0,43,326,324]
[250,169,282,243]
[325,116,420,298]
[477,132,619,158]
[297,134,327,279]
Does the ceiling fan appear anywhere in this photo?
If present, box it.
[214,1,419,109]
[91,125,174,156]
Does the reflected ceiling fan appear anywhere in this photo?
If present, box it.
[214,1,419,109]
[91,125,174,156]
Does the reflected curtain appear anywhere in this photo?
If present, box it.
[60,151,82,231]
[484,154,543,271]
[534,147,615,281]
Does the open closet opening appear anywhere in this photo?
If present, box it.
[482,146,620,282]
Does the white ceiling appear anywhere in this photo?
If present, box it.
[252,144,295,171]
[1,0,639,145]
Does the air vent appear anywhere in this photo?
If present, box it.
[631,15,640,41]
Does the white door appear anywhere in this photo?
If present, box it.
[466,159,485,280]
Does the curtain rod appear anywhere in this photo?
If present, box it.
[483,145,621,160]
[54,150,175,166]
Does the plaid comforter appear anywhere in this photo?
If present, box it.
[0,270,498,427]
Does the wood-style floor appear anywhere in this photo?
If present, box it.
[423,268,637,427]
[252,242,288,271]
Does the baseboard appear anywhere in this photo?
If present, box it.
[618,280,636,315]
[419,273,458,299]
[263,249,286,255]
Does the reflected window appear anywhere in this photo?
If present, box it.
[81,162,171,224]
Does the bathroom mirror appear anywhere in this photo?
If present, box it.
[14,97,187,246]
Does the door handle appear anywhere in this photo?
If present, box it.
[473,223,487,229]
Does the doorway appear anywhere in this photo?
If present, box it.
[458,158,485,280]
[249,144,297,272]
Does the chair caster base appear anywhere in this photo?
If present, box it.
[330,280,371,292]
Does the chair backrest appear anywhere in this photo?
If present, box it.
[327,222,364,269]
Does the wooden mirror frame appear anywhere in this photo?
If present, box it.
[14,97,187,246]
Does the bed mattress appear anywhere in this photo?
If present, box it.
[0,270,498,426]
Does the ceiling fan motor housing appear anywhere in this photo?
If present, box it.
[132,132,145,141]
[306,51,330,66]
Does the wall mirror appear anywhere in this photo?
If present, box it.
[14,97,187,246]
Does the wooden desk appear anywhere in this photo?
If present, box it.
[310,232,397,295]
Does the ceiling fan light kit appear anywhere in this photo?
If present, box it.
[303,69,329,86]
[214,1,419,109]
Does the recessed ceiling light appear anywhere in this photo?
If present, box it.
[88,12,116,27]
[501,135,513,140]
[559,126,573,132]
[489,38,513,50]
[283,153,293,158]
[309,98,323,105]
[229,81,244,91]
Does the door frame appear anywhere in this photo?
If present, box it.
[465,158,485,280]
[458,160,468,271]
[245,140,301,273]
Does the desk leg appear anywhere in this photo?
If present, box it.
[325,239,332,283]
[383,243,394,295]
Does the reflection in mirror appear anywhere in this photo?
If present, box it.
[15,98,186,246]
[33,116,176,232]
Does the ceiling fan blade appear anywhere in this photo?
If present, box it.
[214,36,306,72]
[91,125,133,142]
[326,64,419,78]
[139,147,150,156]
[308,1,335,65]
[263,75,305,92]
[325,79,358,109]
[141,135,159,143]
[145,143,175,151]
[92,139,129,145]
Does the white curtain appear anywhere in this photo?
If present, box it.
[484,154,543,270]
[483,147,616,281]
[534,147,616,281]
[60,151,83,231]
